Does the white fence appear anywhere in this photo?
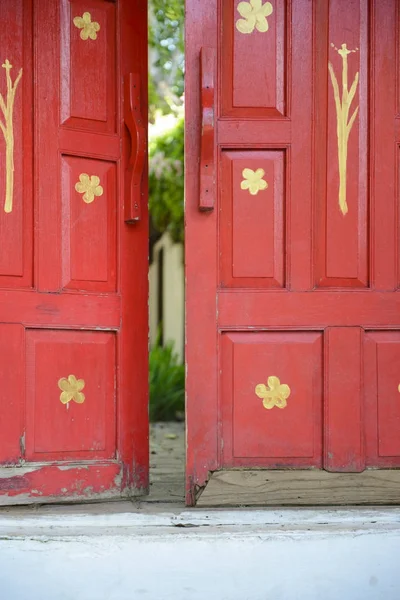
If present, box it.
[149,232,184,362]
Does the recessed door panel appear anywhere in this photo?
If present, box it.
[0,0,33,286]
[60,0,116,133]
[221,331,322,466]
[365,331,400,466]
[221,0,287,117]
[25,329,116,461]
[220,150,285,288]
[61,155,117,292]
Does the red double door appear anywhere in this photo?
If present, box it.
[0,0,148,503]
[186,0,400,504]
[2,0,400,507]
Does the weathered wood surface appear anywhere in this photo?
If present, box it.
[143,422,185,503]
[197,470,400,507]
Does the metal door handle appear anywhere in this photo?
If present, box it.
[199,47,215,210]
[124,73,146,223]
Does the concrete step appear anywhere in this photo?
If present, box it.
[0,507,399,600]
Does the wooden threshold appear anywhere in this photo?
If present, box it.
[196,469,400,507]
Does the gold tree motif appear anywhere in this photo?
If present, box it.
[75,173,103,204]
[255,375,291,409]
[73,12,100,41]
[58,375,86,405]
[240,168,268,195]
[236,1,273,34]
[0,59,22,214]
[328,43,359,216]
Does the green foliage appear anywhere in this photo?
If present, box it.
[149,116,184,244]
[149,339,185,422]
[149,0,184,119]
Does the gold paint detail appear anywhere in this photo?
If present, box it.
[58,375,85,405]
[255,376,291,410]
[0,59,22,214]
[75,173,104,203]
[236,0,273,34]
[240,168,268,195]
[328,43,359,216]
[73,12,100,41]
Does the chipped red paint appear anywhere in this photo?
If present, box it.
[0,463,124,504]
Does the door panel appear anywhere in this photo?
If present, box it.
[221,0,287,117]
[0,0,148,504]
[315,0,369,288]
[0,0,33,286]
[365,331,400,467]
[61,155,117,292]
[60,0,116,132]
[220,150,285,288]
[221,332,322,466]
[25,329,116,461]
[186,0,399,505]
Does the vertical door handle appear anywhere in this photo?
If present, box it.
[124,73,146,223]
[199,47,215,210]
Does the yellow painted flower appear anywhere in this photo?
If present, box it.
[236,0,273,34]
[255,376,291,410]
[75,173,103,204]
[73,12,100,41]
[240,168,268,195]
[58,375,85,405]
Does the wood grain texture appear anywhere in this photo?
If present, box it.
[197,469,400,506]
[324,327,364,472]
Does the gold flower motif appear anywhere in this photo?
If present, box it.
[240,168,268,195]
[73,12,100,41]
[58,375,85,405]
[255,376,291,410]
[236,0,273,34]
[75,173,104,204]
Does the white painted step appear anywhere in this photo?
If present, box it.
[0,508,399,600]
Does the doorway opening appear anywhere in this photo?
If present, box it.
[147,0,185,504]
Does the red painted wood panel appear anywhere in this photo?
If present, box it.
[365,331,400,467]
[0,289,120,328]
[315,0,368,288]
[0,0,33,287]
[0,463,122,503]
[25,330,116,461]
[324,327,364,472]
[218,290,400,328]
[221,0,286,117]
[60,0,116,132]
[0,325,24,464]
[61,155,117,291]
[372,0,397,290]
[185,0,219,504]
[220,150,284,287]
[221,332,322,467]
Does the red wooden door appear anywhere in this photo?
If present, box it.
[0,0,148,503]
[186,0,400,505]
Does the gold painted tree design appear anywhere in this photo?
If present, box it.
[328,43,359,216]
[0,59,22,214]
